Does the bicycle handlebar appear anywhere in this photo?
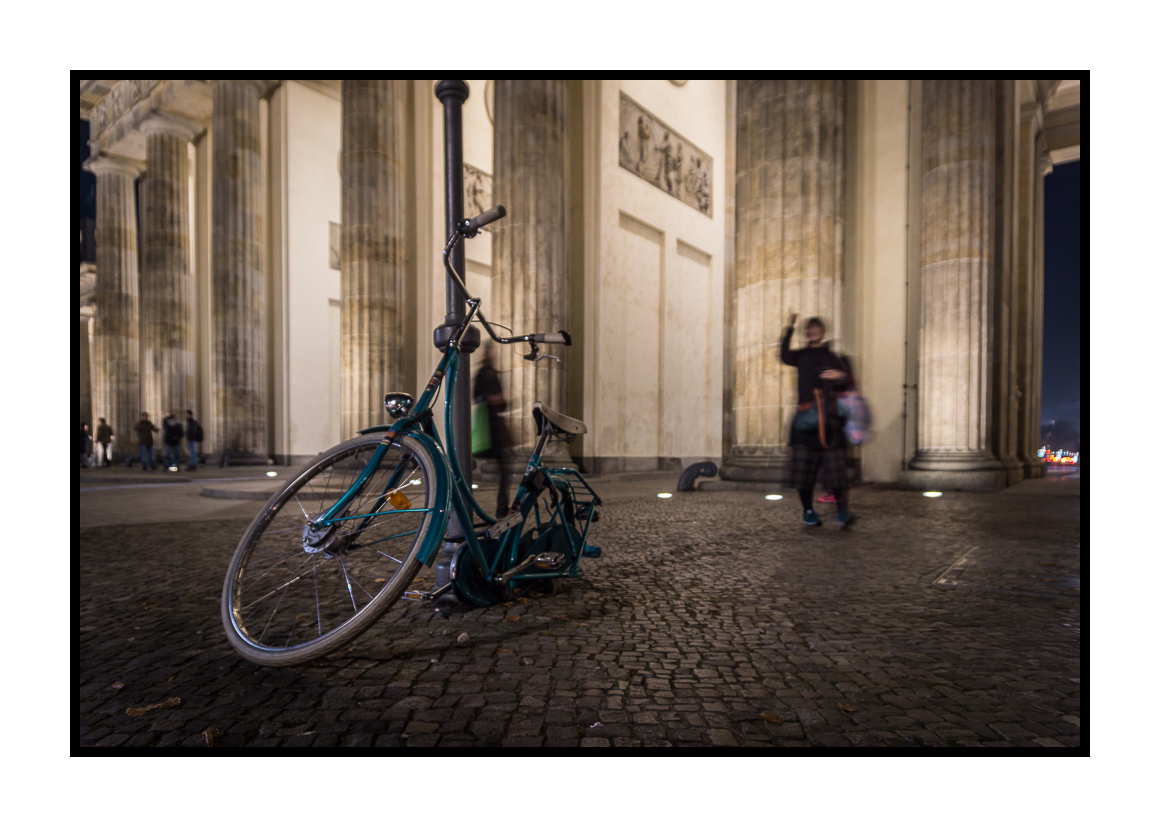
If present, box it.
[533,331,572,346]
[459,204,506,238]
[442,211,572,351]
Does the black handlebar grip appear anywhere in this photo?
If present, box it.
[462,204,507,236]
[533,330,572,346]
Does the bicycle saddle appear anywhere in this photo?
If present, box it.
[532,402,587,435]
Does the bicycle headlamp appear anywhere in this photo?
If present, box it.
[384,392,415,419]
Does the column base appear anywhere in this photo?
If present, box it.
[903,451,1012,491]
[719,456,790,484]
[215,451,275,467]
[580,456,683,476]
[1021,456,1047,479]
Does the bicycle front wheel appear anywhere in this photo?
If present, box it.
[221,432,440,666]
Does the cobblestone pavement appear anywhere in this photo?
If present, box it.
[78,484,1083,749]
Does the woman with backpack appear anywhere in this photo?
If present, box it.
[780,314,856,529]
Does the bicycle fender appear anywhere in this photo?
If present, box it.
[402,431,451,568]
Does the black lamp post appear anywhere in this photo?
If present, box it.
[433,79,481,597]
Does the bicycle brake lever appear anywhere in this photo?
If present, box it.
[533,353,560,364]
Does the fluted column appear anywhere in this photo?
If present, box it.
[212,80,266,459]
[79,262,96,429]
[492,79,569,456]
[1013,98,1046,479]
[140,113,198,424]
[340,80,407,439]
[85,155,142,458]
[906,79,1005,489]
[722,80,846,482]
[79,310,93,427]
[1027,138,1051,475]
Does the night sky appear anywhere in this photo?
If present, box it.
[1041,158,1084,431]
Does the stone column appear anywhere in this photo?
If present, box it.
[339,80,407,439]
[1013,96,1046,479]
[1027,138,1051,475]
[211,80,267,460]
[140,113,198,425]
[79,262,96,429]
[492,79,570,457]
[903,79,1006,490]
[85,154,142,459]
[722,80,846,482]
[79,310,93,427]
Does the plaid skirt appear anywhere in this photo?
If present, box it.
[790,445,849,493]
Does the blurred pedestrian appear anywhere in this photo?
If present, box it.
[184,409,203,471]
[781,314,855,528]
[134,412,159,471]
[79,422,93,467]
[94,417,114,466]
[161,414,184,470]
[473,341,513,517]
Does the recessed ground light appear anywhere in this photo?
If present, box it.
[765,494,783,501]
[471,484,479,489]
[167,466,178,472]
[266,471,278,477]
[657,492,673,499]
[923,491,942,498]
[412,479,421,486]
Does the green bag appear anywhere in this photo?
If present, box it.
[471,403,491,456]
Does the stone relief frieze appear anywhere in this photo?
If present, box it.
[329,221,341,270]
[89,79,161,140]
[463,163,493,231]
[618,92,712,217]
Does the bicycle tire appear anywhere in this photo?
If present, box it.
[221,432,440,666]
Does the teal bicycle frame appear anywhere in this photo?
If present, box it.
[299,220,601,606]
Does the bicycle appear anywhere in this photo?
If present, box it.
[220,204,603,667]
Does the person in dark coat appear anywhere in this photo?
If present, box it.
[473,342,513,517]
[780,314,855,528]
[94,418,114,466]
[79,422,92,467]
[184,410,203,471]
[134,412,159,470]
[161,414,184,470]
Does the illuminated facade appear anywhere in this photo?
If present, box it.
[77,79,1082,489]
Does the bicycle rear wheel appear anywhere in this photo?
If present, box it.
[221,432,440,666]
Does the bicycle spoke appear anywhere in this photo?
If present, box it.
[312,555,322,637]
[258,579,290,644]
[240,553,315,612]
[336,554,358,611]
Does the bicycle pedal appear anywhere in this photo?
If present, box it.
[582,544,602,559]
[535,552,566,570]
[402,583,453,601]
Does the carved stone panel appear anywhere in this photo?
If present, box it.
[618,92,712,217]
[329,221,341,270]
[464,163,493,230]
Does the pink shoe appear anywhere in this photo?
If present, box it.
[817,493,837,503]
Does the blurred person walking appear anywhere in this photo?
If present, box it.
[79,422,93,467]
[161,414,184,470]
[781,313,855,528]
[94,417,114,467]
[133,412,159,471]
[473,341,513,517]
[184,410,203,471]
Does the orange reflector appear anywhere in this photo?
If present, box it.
[387,490,412,510]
